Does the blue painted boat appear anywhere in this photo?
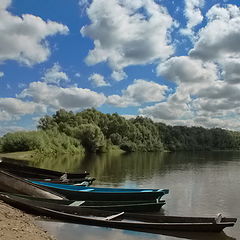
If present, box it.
[30,180,169,201]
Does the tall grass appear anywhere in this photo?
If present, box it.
[0,130,84,155]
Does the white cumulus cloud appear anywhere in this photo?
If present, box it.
[0,0,69,65]
[157,56,217,94]
[181,0,204,36]
[111,70,127,81]
[18,82,106,110]
[88,73,110,87]
[81,0,174,76]
[107,79,168,107]
[0,126,28,137]
[222,58,240,84]
[139,88,193,120]
[0,98,46,121]
[42,63,69,85]
[190,4,240,61]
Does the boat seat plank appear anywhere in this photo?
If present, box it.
[104,212,125,221]
[69,201,85,206]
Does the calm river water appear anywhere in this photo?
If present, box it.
[34,151,240,240]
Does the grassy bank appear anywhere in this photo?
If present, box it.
[0,151,35,161]
[0,146,124,162]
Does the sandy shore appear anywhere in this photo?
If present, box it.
[0,201,55,240]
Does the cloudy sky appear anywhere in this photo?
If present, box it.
[1,0,240,135]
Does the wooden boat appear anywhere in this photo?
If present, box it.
[0,192,236,233]
[0,192,166,213]
[0,170,65,200]
[30,180,169,201]
[25,177,95,185]
[0,159,89,180]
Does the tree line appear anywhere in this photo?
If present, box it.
[1,108,240,154]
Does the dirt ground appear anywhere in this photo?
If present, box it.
[0,201,55,240]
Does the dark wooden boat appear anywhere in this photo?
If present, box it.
[25,177,95,185]
[0,170,65,199]
[0,160,89,180]
[0,192,236,233]
[0,192,166,213]
[30,180,169,201]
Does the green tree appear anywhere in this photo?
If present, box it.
[74,124,105,152]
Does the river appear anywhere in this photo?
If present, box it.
[33,151,240,240]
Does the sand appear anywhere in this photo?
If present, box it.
[0,201,55,240]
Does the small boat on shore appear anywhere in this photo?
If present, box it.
[30,180,169,201]
[0,192,166,213]
[0,192,236,233]
[0,160,90,180]
[0,170,65,200]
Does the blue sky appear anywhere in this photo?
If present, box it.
[1,0,240,135]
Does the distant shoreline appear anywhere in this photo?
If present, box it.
[0,151,35,161]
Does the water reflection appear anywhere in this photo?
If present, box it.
[3,151,240,240]
[31,151,240,186]
[29,153,85,172]
[78,152,168,185]
[157,231,236,240]
[35,151,240,240]
[37,221,162,240]
[37,220,236,240]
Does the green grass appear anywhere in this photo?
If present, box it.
[0,151,35,161]
[0,146,124,163]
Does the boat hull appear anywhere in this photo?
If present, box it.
[0,192,236,233]
[0,170,65,200]
[0,160,89,179]
[30,181,169,201]
[0,192,166,213]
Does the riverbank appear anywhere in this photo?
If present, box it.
[0,151,35,161]
[0,147,125,162]
[0,201,55,240]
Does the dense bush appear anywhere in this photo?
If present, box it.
[2,108,240,154]
[157,125,240,151]
[1,131,43,152]
[73,123,105,152]
[120,141,137,152]
[0,130,84,154]
[37,108,240,152]
[37,109,167,152]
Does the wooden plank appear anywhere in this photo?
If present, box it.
[104,212,125,221]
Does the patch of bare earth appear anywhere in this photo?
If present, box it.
[0,201,55,240]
